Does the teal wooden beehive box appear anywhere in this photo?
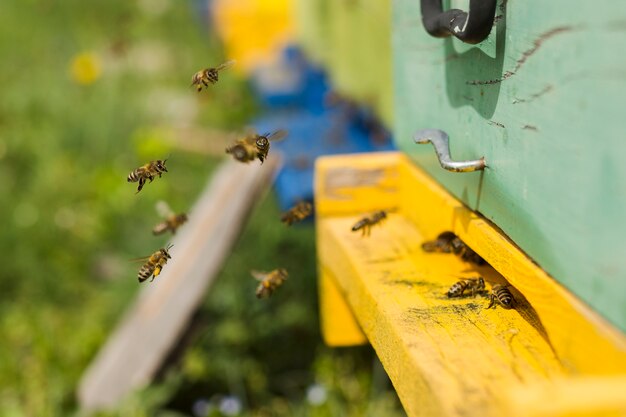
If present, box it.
[393,0,626,331]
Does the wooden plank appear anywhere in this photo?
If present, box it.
[78,157,280,411]
[393,0,626,331]
[315,152,626,416]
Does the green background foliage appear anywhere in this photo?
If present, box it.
[0,0,403,415]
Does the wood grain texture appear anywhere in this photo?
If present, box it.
[78,157,280,411]
[393,0,626,331]
[315,152,626,415]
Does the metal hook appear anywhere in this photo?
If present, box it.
[414,129,486,172]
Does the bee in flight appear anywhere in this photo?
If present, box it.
[225,129,288,164]
[191,59,236,92]
[447,277,485,298]
[134,244,173,283]
[252,268,288,298]
[421,231,485,265]
[127,158,168,193]
[487,284,516,309]
[281,201,313,226]
[351,210,387,237]
[152,200,188,235]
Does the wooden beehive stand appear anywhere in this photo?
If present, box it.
[315,151,626,417]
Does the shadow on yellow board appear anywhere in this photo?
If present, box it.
[212,0,295,74]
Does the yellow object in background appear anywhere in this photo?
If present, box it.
[69,52,102,85]
[212,0,295,74]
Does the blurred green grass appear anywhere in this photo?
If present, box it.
[0,0,404,416]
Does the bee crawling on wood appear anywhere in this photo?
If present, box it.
[487,284,516,309]
[280,201,313,226]
[191,59,236,92]
[127,158,168,193]
[351,210,387,237]
[447,277,486,298]
[152,201,188,235]
[421,231,485,265]
[252,268,288,299]
[134,244,173,283]
[225,129,288,164]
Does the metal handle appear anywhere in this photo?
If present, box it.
[420,0,497,44]
[414,129,486,172]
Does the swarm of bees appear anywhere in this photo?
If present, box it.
[225,129,288,164]
[252,269,289,299]
[422,231,485,265]
[351,210,387,237]
[281,201,313,226]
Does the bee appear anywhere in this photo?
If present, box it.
[281,201,313,226]
[422,231,486,265]
[252,268,288,298]
[135,244,173,283]
[127,158,168,193]
[447,277,485,298]
[351,210,387,237]
[191,59,236,92]
[152,201,188,235]
[225,129,288,164]
[487,284,516,309]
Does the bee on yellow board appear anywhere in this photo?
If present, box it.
[280,201,313,226]
[487,284,516,309]
[351,210,387,237]
[152,201,188,236]
[252,268,288,299]
[421,231,485,265]
[127,158,168,193]
[134,244,173,283]
[446,277,486,298]
[191,59,236,92]
[225,129,288,164]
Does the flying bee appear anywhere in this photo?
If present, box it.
[127,158,168,193]
[487,284,516,309]
[191,59,236,92]
[351,210,387,237]
[447,277,486,298]
[252,268,288,298]
[152,201,188,235]
[281,201,313,226]
[225,129,288,164]
[134,244,173,283]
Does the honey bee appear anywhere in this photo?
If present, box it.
[281,201,313,226]
[135,244,173,283]
[487,284,515,309]
[225,129,288,164]
[252,268,288,298]
[152,201,188,235]
[447,277,485,298]
[127,158,168,193]
[191,59,236,92]
[422,231,485,265]
[351,210,387,236]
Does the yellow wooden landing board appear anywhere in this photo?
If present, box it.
[314,152,626,417]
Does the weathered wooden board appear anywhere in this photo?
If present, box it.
[394,0,626,330]
[294,0,394,125]
[78,157,280,411]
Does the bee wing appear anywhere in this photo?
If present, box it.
[216,59,236,71]
[129,256,151,263]
[155,200,174,218]
[250,270,267,281]
[267,129,288,142]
